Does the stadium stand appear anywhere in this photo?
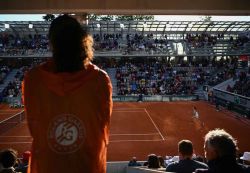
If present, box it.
[115,59,216,96]
[1,21,250,57]
[0,18,250,173]
[0,66,10,84]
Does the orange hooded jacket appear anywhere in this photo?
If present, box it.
[22,60,112,173]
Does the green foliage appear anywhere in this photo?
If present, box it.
[87,14,99,21]
[200,16,212,22]
[87,14,154,21]
[99,15,114,21]
[116,15,154,21]
[43,14,55,22]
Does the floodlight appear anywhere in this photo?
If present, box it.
[28,24,33,29]
[97,23,101,28]
[120,23,124,29]
[4,24,9,29]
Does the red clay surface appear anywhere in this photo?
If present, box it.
[0,104,22,121]
[0,101,250,161]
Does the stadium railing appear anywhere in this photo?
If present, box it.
[112,95,198,102]
[107,161,168,173]
[127,167,167,173]
[213,88,250,117]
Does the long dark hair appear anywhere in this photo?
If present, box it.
[49,14,93,72]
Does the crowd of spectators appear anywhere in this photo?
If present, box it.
[93,33,169,55]
[0,57,247,99]
[127,129,250,173]
[125,33,168,54]
[230,35,250,50]
[0,33,49,56]
[186,33,218,48]
[207,65,236,86]
[227,71,250,97]
[116,60,214,96]
[0,66,10,84]
[1,66,28,98]
[1,32,250,57]
[93,33,121,50]
[186,33,250,56]
[0,32,170,56]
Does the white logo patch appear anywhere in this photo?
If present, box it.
[48,114,85,154]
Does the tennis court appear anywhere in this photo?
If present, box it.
[0,101,250,161]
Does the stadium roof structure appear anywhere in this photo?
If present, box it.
[0,21,50,34]
[89,21,250,34]
[1,20,250,35]
[1,0,250,15]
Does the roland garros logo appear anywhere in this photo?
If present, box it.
[48,114,85,154]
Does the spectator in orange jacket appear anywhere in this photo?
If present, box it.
[22,14,113,173]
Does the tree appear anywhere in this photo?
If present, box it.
[87,14,99,21]
[43,14,56,22]
[99,15,114,21]
[135,15,154,21]
[87,14,154,21]
[116,15,154,21]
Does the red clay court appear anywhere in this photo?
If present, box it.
[0,101,250,161]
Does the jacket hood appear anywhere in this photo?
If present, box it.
[38,60,98,96]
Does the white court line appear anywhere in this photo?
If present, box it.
[0,133,160,137]
[0,142,32,144]
[0,110,22,112]
[110,133,159,136]
[0,136,31,138]
[0,122,27,124]
[113,108,145,111]
[0,139,164,144]
[144,108,165,141]
[113,111,144,113]
[110,139,163,143]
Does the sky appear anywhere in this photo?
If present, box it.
[0,14,250,21]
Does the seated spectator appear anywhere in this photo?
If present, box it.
[193,155,206,163]
[15,151,31,173]
[196,129,246,173]
[128,157,141,167]
[165,155,179,166]
[145,154,160,169]
[158,156,166,168]
[166,140,208,173]
[0,149,20,173]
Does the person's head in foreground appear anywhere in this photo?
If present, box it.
[158,156,166,168]
[166,140,208,173]
[147,154,160,169]
[196,129,246,173]
[0,149,18,170]
[49,14,93,72]
[178,139,194,160]
[204,128,237,162]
